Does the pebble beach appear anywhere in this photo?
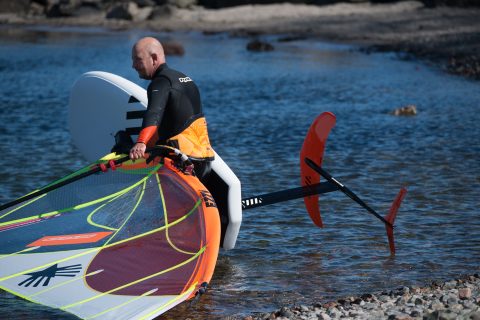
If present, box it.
[245,275,480,320]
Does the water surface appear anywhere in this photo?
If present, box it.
[0,26,479,319]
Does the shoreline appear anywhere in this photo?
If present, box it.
[1,1,480,80]
[245,274,480,320]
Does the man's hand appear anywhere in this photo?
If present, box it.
[129,142,146,160]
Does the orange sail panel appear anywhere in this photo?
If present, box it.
[300,112,336,227]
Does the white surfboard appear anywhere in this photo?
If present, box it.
[68,71,241,250]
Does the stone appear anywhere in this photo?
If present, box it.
[323,302,337,309]
[361,293,374,301]
[317,313,331,320]
[424,310,458,320]
[278,307,294,318]
[45,0,82,17]
[246,40,274,52]
[168,0,196,8]
[400,286,410,295]
[458,287,472,299]
[299,305,310,312]
[430,302,445,311]
[440,293,458,306]
[414,297,424,306]
[149,4,175,18]
[27,2,45,16]
[106,2,136,20]
[396,295,409,305]
[162,41,185,56]
[106,2,152,21]
[443,280,458,289]
[133,0,156,7]
[370,309,385,318]
[468,311,480,320]
[410,310,421,317]
[0,0,29,13]
[363,302,377,310]
[391,104,417,116]
[449,303,463,313]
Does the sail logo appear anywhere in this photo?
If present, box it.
[18,263,82,288]
[200,190,217,208]
[179,77,192,83]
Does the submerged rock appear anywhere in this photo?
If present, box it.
[246,39,274,52]
[391,104,417,116]
[162,41,185,56]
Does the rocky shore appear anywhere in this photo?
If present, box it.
[244,274,480,320]
[1,1,480,79]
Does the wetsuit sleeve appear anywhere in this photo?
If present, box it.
[142,76,171,128]
[137,126,157,145]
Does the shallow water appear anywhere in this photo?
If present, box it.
[0,26,479,319]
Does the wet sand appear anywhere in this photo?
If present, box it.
[1,1,479,79]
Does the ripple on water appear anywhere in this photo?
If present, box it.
[0,28,479,319]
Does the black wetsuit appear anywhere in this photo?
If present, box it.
[143,63,202,143]
[142,63,211,179]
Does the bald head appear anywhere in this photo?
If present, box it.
[132,37,166,80]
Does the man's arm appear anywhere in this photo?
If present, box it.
[130,76,171,160]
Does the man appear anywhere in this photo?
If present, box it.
[129,37,214,179]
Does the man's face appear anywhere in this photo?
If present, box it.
[132,47,153,80]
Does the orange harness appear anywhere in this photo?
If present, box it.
[137,116,214,161]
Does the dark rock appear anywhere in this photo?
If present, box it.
[133,0,156,7]
[247,40,274,52]
[73,3,103,17]
[106,2,135,20]
[106,2,152,21]
[0,0,29,13]
[45,0,82,18]
[410,310,421,317]
[169,0,197,8]
[277,35,308,42]
[149,4,175,18]
[361,293,374,301]
[163,41,185,56]
[279,306,294,318]
[28,2,45,16]
[198,0,306,9]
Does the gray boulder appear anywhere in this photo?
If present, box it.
[106,2,152,21]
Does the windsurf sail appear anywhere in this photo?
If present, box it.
[0,151,220,320]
